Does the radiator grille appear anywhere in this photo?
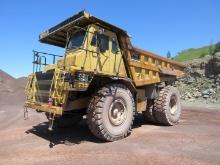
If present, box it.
[35,71,54,103]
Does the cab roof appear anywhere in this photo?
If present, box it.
[39,10,128,48]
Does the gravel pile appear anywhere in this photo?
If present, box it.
[176,53,220,104]
[0,69,26,106]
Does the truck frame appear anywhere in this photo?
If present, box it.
[24,11,185,141]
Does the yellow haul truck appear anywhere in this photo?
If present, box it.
[24,11,185,141]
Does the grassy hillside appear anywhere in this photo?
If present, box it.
[174,46,210,62]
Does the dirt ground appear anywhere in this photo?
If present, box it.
[0,104,220,165]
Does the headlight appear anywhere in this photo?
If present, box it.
[76,73,87,81]
[75,72,93,82]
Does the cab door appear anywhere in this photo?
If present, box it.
[85,27,110,74]
[95,32,111,73]
[86,25,126,76]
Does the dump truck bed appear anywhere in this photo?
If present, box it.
[128,47,185,86]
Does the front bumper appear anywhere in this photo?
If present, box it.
[24,101,63,115]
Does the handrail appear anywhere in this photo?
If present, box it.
[32,50,63,72]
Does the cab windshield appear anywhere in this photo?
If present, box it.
[67,30,86,50]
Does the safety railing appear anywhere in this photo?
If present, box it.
[32,50,63,72]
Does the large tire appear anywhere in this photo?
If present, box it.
[87,84,135,141]
[154,86,181,126]
[45,113,82,128]
[143,99,157,123]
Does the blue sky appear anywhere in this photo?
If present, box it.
[0,0,220,78]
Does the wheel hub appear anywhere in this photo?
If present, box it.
[113,108,119,116]
[109,99,127,126]
[170,95,177,115]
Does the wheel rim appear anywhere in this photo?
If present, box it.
[108,99,127,126]
[169,94,177,115]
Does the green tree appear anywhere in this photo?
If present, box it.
[166,51,171,59]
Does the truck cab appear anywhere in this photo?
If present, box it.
[60,24,126,77]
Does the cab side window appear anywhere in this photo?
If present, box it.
[91,32,97,46]
[91,32,109,52]
[111,38,119,54]
[98,34,109,52]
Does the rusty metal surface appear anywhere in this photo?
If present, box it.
[24,101,63,115]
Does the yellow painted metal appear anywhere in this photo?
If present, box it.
[25,74,34,100]
[49,68,66,105]
[127,48,185,86]
[43,64,57,72]
[63,24,127,77]
[25,11,186,115]
[25,68,67,106]
[25,74,37,101]
[24,101,63,115]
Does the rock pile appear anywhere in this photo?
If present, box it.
[176,53,220,104]
[205,52,220,76]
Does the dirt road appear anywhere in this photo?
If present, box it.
[0,104,219,165]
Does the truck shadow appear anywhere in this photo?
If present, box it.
[25,114,155,148]
[25,120,103,148]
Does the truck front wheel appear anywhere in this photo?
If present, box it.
[87,84,135,141]
[154,86,181,126]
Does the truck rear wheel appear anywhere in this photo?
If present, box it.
[87,84,135,141]
[154,86,181,126]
